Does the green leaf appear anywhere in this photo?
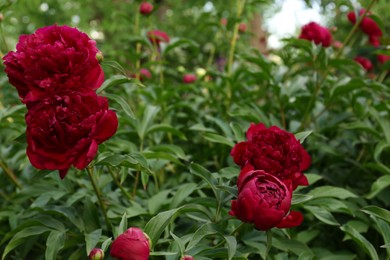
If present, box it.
[97,75,132,93]
[295,131,312,143]
[105,93,135,119]
[370,108,390,143]
[361,206,390,223]
[170,183,198,208]
[146,124,187,140]
[304,206,339,226]
[170,232,185,256]
[366,175,390,199]
[292,194,313,205]
[230,122,245,142]
[189,163,219,200]
[307,186,357,199]
[144,207,184,249]
[117,212,128,237]
[45,230,65,260]
[162,38,199,56]
[202,132,235,147]
[2,226,51,260]
[85,229,102,255]
[186,223,217,251]
[101,237,112,252]
[138,105,160,139]
[373,218,390,257]
[224,235,237,260]
[340,224,379,260]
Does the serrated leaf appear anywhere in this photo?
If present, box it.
[340,224,379,260]
[45,230,65,260]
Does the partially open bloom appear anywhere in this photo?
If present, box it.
[26,90,118,179]
[183,74,197,84]
[354,56,373,71]
[89,248,105,260]
[229,165,292,230]
[110,227,150,260]
[3,25,104,105]
[147,30,170,47]
[299,22,332,47]
[230,123,311,190]
[139,2,153,16]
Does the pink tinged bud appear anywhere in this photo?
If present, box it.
[220,18,227,26]
[139,2,154,15]
[238,23,247,33]
[0,13,3,22]
[181,255,195,260]
[96,51,104,63]
[110,227,150,260]
[89,248,105,260]
[354,56,373,71]
[183,74,197,84]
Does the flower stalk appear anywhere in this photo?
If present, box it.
[0,159,22,189]
[87,166,112,232]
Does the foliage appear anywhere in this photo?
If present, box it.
[1,0,390,259]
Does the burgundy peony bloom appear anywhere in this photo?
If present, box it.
[147,30,170,46]
[299,22,332,47]
[183,74,197,84]
[378,54,390,64]
[110,227,150,260]
[229,165,292,230]
[3,25,104,105]
[231,123,311,190]
[26,90,118,179]
[354,56,373,71]
[139,2,154,15]
[347,9,382,38]
[89,248,104,260]
[276,211,304,228]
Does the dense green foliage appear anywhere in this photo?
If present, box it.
[1,0,390,259]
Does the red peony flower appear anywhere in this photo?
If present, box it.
[132,68,152,82]
[147,30,170,47]
[369,35,381,47]
[230,123,311,190]
[378,54,390,64]
[110,227,150,260]
[183,73,197,84]
[229,165,292,231]
[299,22,332,47]
[26,90,118,179]
[139,2,154,15]
[347,9,382,38]
[181,256,195,260]
[276,211,304,228]
[238,23,247,33]
[89,248,104,260]
[3,25,104,105]
[354,56,373,71]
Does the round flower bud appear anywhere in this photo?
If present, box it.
[181,255,195,260]
[183,74,197,84]
[139,2,154,16]
[89,248,105,260]
[110,227,150,260]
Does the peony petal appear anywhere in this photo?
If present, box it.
[276,211,304,229]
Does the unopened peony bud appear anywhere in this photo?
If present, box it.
[183,74,197,84]
[220,18,227,26]
[96,51,104,63]
[238,23,247,33]
[89,248,104,260]
[110,227,150,260]
[181,255,195,260]
[0,13,3,22]
[140,2,154,16]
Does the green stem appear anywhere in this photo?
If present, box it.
[87,166,112,232]
[134,11,142,78]
[264,229,273,260]
[0,159,22,189]
[299,0,377,131]
[0,23,9,53]
[107,167,133,201]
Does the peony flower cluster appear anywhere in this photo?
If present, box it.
[229,123,310,230]
[3,25,118,179]
[110,227,151,260]
[299,22,332,47]
[347,9,382,46]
